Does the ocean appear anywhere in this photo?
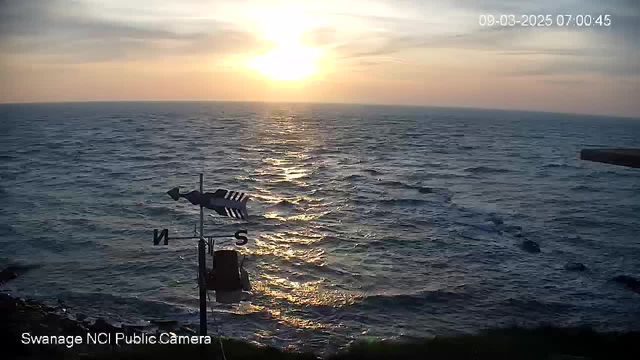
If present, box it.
[1,102,639,352]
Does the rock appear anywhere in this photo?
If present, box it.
[486,215,504,226]
[151,319,179,332]
[122,323,151,336]
[91,318,120,333]
[612,275,640,294]
[61,317,87,336]
[76,313,87,322]
[476,223,499,233]
[564,262,586,271]
[0,270,18,284]
[3,263,41,275]
[25,299,40,306]
[150,319,178,325]
[180,326,196,335]
[521,240,540,253]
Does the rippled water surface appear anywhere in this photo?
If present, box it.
[1,102,639,352]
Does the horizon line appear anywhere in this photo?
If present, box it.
[1,99,638,121]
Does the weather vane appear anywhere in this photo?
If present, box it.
[152,173,251,337]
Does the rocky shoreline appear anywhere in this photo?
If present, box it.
[4,290,640,360]
[1,291,317,359]
[3,262,640,359]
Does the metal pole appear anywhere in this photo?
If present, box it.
[198,173,207,336]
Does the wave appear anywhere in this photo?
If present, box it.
[570,185,594,192]
[13,148,42,155]
[0,171,18,180]
[502,298,577,315]
[484,215,504,226]
[0,261,42,275]
[133,204,187,218]
[542,163,573,169]
[363,169,383,176]
[581,169,638,179]
[127,154,175,162]
[357,289,470,310]
[269,199,297,209]
[0,223,16,235]
[465,166,510,174]
[232,175,259,183]
[552,215,626,229]
[342,174,366,181]
[46,143,65,150]
[453,222,500,234]
[379,198,432,206]
[66,218,99,230]
[55,290,189,322]
[408,172,468,181]
[377,180,433,194]
[418,187,434,194]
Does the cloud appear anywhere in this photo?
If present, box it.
[501,57,640,78]
[446,0,561,13]
[322,0,640,81]
[0,0,264,64]
[301,27,337,47]
[331,25,531,61]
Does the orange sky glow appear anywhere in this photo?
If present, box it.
[0,0,639,117]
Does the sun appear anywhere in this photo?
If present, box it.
[247,9,323,81]
[249,45,322,81]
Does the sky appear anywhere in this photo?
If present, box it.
[0,0,639,117]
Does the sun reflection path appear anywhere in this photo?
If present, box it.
[237,303,328,330]
[253,274,359,308]
[253,159,312,188]
[229,272,359,331]
[248,237,326,265]
[230,105,364,331]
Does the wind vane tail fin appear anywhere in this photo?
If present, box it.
[167,187,181,201]
[240,195,249,219]
[206,190,249,220]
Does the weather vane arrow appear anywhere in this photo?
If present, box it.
[167,187,249,220]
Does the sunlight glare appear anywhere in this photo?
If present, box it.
[247,9,323,81]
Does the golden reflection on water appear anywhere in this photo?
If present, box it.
[254,167,310,187]
[251,188,324,206]
[263,157,287,166]
[252,274,359,308]
[261,231,323,245]
[248,189,283,203]
[231,273,358,330]
[263,212,329,222]
[237,303,328,330]
[236,108,347,330]
[282,166,309,181]
[285,151,311,161]
[246,236,326,265]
